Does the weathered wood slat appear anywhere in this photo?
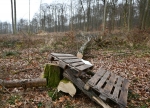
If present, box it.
[103,73,117,94]
[94,71,111,91]
[111,76,123,100]
[121,79,130,91]
[57,56,78,60]
[88,68,106,86]
[50,53,93,75]
[118,79,129,106]
[71,62,85,67]
[76,64,93,71]
[51,53,74,57]
[64,59,82,63]
[59,60,67,69]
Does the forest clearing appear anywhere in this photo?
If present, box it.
[0,0,150,107]
[0,30,150,108]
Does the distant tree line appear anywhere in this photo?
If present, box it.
[0,0,150,34]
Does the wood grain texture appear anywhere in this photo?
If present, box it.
[71,62,85,67]
[76,64,93,71]
[63,59,82,63]
[88,68,106,86]
[51,53,74,57]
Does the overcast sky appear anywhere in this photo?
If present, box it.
[0,0,57,23]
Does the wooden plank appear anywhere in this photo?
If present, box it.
[118,79,129,106]
[121,79,130,91]
[59,60,67,69]
[71,62,85,67]
[57,56,78,60]
[94,71,111,91]
[111,76,123,100]
[76,64,93,71]
[51,53,74,57]
[103,73,117,94]
[88,68,106,87]
[63,59,82,63]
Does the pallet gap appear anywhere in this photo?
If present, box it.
[110,86,115,94]
[118,90,121,98]
[114,77,118,84]
[101,82,107,89]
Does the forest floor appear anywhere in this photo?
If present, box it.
[0,32,150,108]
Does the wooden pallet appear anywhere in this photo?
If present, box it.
[50,53,129,108]
[85,68,129,108]
[50,53,93,76]
[64,69,111,108]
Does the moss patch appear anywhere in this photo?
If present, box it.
[44,63,61,88]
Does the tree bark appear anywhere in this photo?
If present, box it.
[44,63,62,87]
[0,78,46,88]
[11,0,14,34]
[103,0,107,34]
[141,0,150,30]
[128,0,132,32]
[14,0,17,34]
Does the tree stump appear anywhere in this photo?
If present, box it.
[44,63,61,88]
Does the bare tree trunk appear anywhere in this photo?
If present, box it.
[14,0,17,34]
[103,0,107,34]
[123,0,128,28]
[80,0,86,31]
[28,0,30,33]
[11,0,14,34]
[128,0,132,32]
[70,0,73,31]
[87,0,91,31]
[141,0,150,30]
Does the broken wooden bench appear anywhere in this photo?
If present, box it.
[50,53,129,108]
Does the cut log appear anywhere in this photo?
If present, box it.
[44,63,61,87]
[0,78,46,88]
[77,38,91,59]
[57,78,76,97]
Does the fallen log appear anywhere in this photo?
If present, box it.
[0,64,62,89]
[0,78,46,88]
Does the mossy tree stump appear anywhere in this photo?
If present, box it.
[44,63,62,88]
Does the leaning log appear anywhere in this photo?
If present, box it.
[77,37,91,59]
[0,78,46,88]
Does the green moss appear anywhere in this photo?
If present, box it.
[44,64,61,88]
[60,78,70,83]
